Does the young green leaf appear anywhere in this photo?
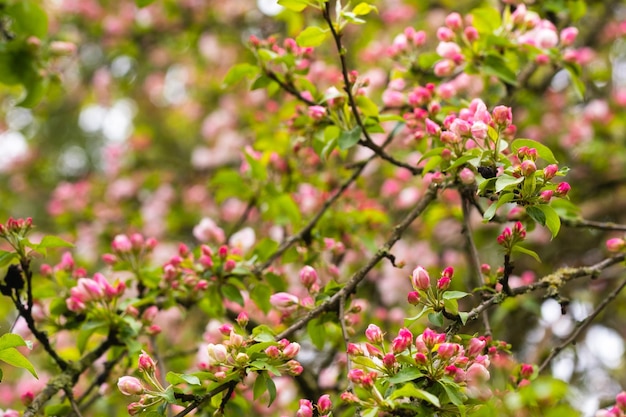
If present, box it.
[296,26,329,47]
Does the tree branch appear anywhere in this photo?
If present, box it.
[275,184,440,341]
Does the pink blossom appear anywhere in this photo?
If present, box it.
[606,238,625,252]
[560,27,579,46]
[296,399,313,417]
[411,266,430,290]
[317,394,332,414]
[470,121,488,140]
[555,182,571,196]
[434,60,455,77]
[206,343,228,365]
[282,342,300,359]
[391,328,413,354]
[407,291,420,305]
[299,266,318,288]
[459,168,475,185]
[445,12,463,30]
[464,26,479,42]
[117,376,144,396]
[437,27,455,42]
[193,217,225,243]
[492,106,512,127]
[382,89,405,107]
[365,324,384,344]
[436,42,462,60]
[269,292,299,310]
[308,105,326,120]
[138,351,156,373]
[112,234,132,253]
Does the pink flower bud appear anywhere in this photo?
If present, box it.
[464,26,479,42]
[425,118,441,136]
[437,276,451,291]
[265,345,280,358]
[437,343,459,360]
[543,164,558,180]
[468,338,486,357]
[520,363,534,379]
[269,292,299,311]
[437,27,455,42]
[407,291,420,305]
[606,238,625,252]
[138,351,156,373]
[520,160,537,176]
[317,394,332,414]
[117,376,144,396]
[434,59,455,77]
[555,182,571,196]
[365,324,384,344]
[471,121,488,140]
[282,342,301,359]
[308,105,326,120]
[492,106,512,127]
[459,167,475,185]
[347,343,364,356]
[391,328,413,354]
[383,353,397,368]
[411,266,431,290]
[299,265,318,288]
[414,352,428,365]
[445,12,463,30]
[296,399,313,417]
[286,360,303,376]
[340,391,360,403]
[112,234,132,253]
[206,343,228,365]
[236,311,249,327]
[560,27,578,46]
[540,190,553,202]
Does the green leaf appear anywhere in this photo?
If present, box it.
[405,305,431,327]
[356,95,379,118]
[0,251,17,268]
[512,245,541,263]
[222,63,259,88]
[471,7,502,34]
[278,0,309,12]
[483,192,515,221]
[0,334,28,351]
[253,371,267,401]
[428,311,444,327]
[251,325,277,343]
[511,139,558,164]
[166,372,201,386]
[0,347,38,378]
[338,126,362,150]
[422,156,442,175]
[7,1,49,38]
[438,379,467,407]
[444,298,459,315]
[136,0,156,7]
[442,291,469,300]
[45,404,71,416]
[296,26,329,47]
[388,367,424,384]
[495,174,524,193]
[537,205,561,238]
[483,54,518,86]
[250,283,272,314]
[459,312,469,325]
[388,384,441,407]
[526,206,546,226]
[445,155,477,172]
[266,376,277,406]
[352,2,378,15]
[221,283,244,306]
[307,318,326,350]
[37,235,74,249]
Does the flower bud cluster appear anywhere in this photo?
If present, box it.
[200,328,304,379]
[249,35,314,77]
[296,394,332,417]
[160,242,243,297]
[117,351,166,415]
[65,272,125,313]
[103,233,157,266]
[496,221,526,251]
[344,327,495,409]
[408,265,455,312]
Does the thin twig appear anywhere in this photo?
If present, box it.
[537,276,626,374]
[460,193,492,335]
[338,292,361,417]
[276,185,439,341]
[561,217,626,232]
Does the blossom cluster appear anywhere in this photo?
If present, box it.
[344,326,494,412]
